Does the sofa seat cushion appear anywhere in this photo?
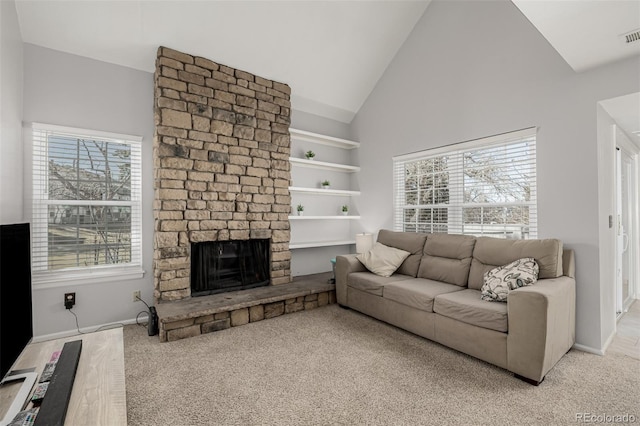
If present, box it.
[433,289,508,332]
[383,278,464,312]
[348,272,413,296]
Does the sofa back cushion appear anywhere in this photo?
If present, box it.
[468,237,563,290]
[417,234,476,287]
[377,230,428,277]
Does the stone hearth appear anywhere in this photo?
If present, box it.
[153,46,293,304]
[156,272,336,342]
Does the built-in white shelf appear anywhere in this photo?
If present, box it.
[290,128,360,150]
[289,128,361,274]
[289,157,360,173]
[289,186,361,196]
[289,240,356,249]
[289,215,361,220]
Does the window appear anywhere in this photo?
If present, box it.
[393,128,537,239]
[30,123,143,286]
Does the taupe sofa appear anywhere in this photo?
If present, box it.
[336,229,576,385]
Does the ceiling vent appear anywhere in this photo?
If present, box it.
[620,28,640,44]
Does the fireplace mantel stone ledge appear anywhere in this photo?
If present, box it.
[156,272,336,342]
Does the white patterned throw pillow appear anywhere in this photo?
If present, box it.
[480,257,539,302]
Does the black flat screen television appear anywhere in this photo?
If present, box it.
[0,222,36,424]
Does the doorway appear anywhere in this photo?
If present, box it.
[615,129,639,317]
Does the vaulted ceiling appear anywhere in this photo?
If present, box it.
[14,0,431,123]
[512,0,640,72]
[13,0,640,130]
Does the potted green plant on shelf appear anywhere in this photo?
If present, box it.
[304,150,315,160]
[321,180,331,189]
[296,204,304,216]
[341,205,349,216]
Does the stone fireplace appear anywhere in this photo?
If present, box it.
[153,46,292,303]
[190,239,271,296]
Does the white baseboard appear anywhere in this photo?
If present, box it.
[32,317,140,343]
[602,330,616,353]
[572,317,626,356]
[572,343,605,356]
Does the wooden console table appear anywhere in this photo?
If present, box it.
[0,327,127,425]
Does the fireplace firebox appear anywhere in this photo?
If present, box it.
[191,239,271,297]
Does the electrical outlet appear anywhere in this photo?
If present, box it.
[64,292,76,309]
[133,290,141,302]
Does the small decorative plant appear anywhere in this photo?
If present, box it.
[341,205,349,215]
[305,150,315,160]
[321,180,330,188]
[296,204,304,216]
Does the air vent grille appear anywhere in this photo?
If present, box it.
[621,29,640,44]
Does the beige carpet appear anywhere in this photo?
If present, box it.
[124,304,639,426]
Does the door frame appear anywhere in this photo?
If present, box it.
[614,125,640,318]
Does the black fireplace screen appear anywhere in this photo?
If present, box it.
[191,239,270,296]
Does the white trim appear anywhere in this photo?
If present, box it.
[289,157,360,172]
[572,343,605,356]
[32,267,145,288]
[602,329,616,354]
[29,122,144,280]
[289,215,361,220]
[289,186,361,196]
[393,127,537,162]
[25,122,143,143]
[572,330,615,356]
[618,131,640,154]
[35,200,136,207]
[615,128,640,317]
[290,128,359,149]
[31,318,140,343]
[393,128,537,237]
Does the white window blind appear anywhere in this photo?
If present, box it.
[30,123,143,285]
[393,128,537,239]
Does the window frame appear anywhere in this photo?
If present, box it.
[393,127,537,239]
[28,122,145,288]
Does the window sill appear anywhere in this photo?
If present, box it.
[32,267,146,289]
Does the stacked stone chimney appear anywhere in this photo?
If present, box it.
[153,46,292,302]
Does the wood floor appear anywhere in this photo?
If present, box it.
[606,299,640,360]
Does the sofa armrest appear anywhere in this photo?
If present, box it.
[335,254,367,305]
[563,249,575,278]
[507,276,576,382]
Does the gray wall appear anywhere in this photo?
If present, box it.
[291,110,351,140]
[350,0,640,351]
[19,45,349,336]
[0,0,24,224]
[23,44,156,338]
[9,0,640,346]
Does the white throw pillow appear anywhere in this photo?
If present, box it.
[480,257,539,302]
[356,242,411,278]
